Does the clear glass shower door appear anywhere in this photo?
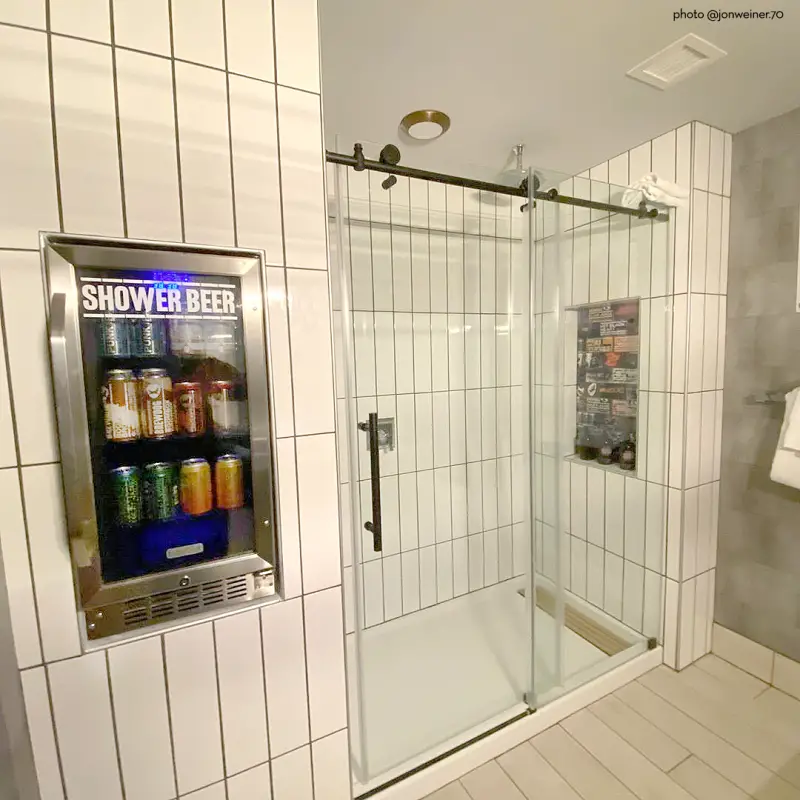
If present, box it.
[329,145,544,789]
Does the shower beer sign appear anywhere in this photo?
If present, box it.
[78,275,238,319]
[575,299,639,455]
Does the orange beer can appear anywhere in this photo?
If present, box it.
[179,458,212,516]
[215,455,244,510]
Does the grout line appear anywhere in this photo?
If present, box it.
[45,4,65,234]
[42,664,70,800]
[167,0,186,243]
[221,0,239,250]
[108,0,128,238]
[104,648,129,800]
[210,622,230,784]
[160,634,182,798]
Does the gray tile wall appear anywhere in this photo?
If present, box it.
[716,105,800,660]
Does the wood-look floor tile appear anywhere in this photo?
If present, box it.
[531,725,638,799]
[670,756,748,800]
[640,667,800,787]
[694,653,769,700]
[424,782,472,800]
[496,742,581,800]
[616,680,772,794]
[592,692,689,772]
[461,760,525,800]
[561,708,694,800]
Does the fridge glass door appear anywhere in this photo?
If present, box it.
[76,268,255,582]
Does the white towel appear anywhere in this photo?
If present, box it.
[622,173,689,209]
[771,387,800,489]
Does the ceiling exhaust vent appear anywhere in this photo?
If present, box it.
[627,33,727,90]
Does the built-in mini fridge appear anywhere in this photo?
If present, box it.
[43,233,278,640]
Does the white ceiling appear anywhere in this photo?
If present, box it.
[318,0,800,182]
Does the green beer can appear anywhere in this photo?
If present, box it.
[110,466,141,527]
[143,462,180,521]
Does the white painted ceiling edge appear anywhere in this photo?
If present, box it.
[318,0,800,180]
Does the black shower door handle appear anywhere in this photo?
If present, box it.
[358,413,382,552]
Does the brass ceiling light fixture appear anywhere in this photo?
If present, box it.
[399,109,451,141]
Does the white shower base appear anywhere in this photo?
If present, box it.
[350,576,641,789]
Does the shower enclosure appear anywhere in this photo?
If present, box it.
[327,143,671,792]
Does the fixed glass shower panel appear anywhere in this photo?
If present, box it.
[329,143,540,788]
[530,169,672,701]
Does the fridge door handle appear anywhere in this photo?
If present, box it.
[358,413,382,552]
[49,292,83,543]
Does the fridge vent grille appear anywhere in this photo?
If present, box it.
[121,575,254,628]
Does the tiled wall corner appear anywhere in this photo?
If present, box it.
[575,121,730,664]
[0,1,350,798]
[664,121,730,670]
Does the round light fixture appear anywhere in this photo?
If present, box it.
[400,109,451,141]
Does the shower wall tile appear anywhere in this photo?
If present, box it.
[116,50,182,242]
[52,37,123,237]
[20,668,64,800]
[108,638,176,800]
[0,28,58,250]
[49,652,123,800]
[214,611,270,776]
[693,123,710,191]
[277,90,326,270]
[271,746,313,800]
[229,74,283,258]
[652,130,677,184]
[165,624,224,795]
[708,128,725,195]
[175,62,234,245]
[0,470,41,669]
[172,0,224,68]
[261,599,310,757]
[225,0,275,82]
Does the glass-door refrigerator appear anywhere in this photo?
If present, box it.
[43,234,278,640]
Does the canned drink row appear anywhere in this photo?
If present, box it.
[110,455,244,526]
[103,369,238,442]
[100,317,236,361]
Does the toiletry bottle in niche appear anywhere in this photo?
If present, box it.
[619,434,636,471]
[597,434,614,465]
[576,427,595,461]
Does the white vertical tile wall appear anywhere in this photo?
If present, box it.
[0,3,350,799]
[550,122,729,664]
[332,170,528,628]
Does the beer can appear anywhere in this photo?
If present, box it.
[180,458,213,516]
[215,455,244,510]
[168,318,205,357]
[100,317,131,357]
[174,382,205,436]
[143,462,179,521]
[208,380,237,434]
[132,317,168,357]
[140,368,175,439]
[103,369,140,442]
[110,466,141,526]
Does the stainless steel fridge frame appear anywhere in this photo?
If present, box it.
[42,232,279,640]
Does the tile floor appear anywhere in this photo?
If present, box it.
[425,653,800,799]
